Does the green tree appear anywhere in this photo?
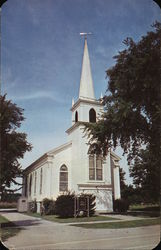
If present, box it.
[130,147,159,202]
[119,168,135,204]
[0,94,32,195]
[119,167,127,191]
[85,22,160,202]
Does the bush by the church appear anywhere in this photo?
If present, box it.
[55,192,75,218]
[28,199,37,213]
[79,193,96,217]
[42,198,56,215]
[113,199,129,213]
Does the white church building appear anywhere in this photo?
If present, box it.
[22,36,121,212]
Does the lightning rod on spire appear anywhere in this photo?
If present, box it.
[80,32,92,39]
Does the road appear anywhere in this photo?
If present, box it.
[1,212,160,250]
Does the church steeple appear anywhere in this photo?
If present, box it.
[67,34,104,131]
[79,36,95,100]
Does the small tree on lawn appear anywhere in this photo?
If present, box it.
[42,198,56,215]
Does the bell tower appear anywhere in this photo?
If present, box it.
[67,33,103,131]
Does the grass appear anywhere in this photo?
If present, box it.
[0,215,9,223]
[128,204,160,218]
[0,215,21,242]
[129,204,159,211]
[72,217,161,229]
[1,227,21,242]
[25,212,119,223]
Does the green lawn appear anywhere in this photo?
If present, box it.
[26,213,119,223]
[72,217,160,229]
[0,215,21,242]
[129,204,159,211]
[128,204,160,217]
[0,215,9,223]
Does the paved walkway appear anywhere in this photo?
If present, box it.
[0,212,160,250]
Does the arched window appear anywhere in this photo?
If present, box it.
[40,168,43,194]
[89,155,103,181]
[29,174,32,196]
[59,165,68,191]
[89,108,96,123]
[75,111,78,122]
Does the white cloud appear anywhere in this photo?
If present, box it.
[8,90,68,104]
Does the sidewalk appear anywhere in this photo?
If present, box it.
[0,208,17,212]
[0,211,150,226]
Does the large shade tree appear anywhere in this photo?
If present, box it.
[85,22,160,202]
[0,94,32,195]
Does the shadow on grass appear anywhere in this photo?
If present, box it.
[1,226,22,242]
[127,211,160,217]
[102,209,160,218]
[1,219,41,242]
[71,217,160,229]
[1,219,41,228]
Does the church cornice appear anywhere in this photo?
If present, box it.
[23,141,72,175]
[23,154,48,175]
[71,98,103,112]
[66,121,85,134]
[110,150,121,161]
[78,183,112,189]
[47,141,72,155]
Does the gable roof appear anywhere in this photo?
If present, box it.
[23,141,72,174]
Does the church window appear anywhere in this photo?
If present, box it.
[89,155,95,180]
[75,111,78,122]
[89,155,103,181]
[59,165,68,192]
[40,168,43,194]
[34,171,37,195]
[29,174,32,196]
[96,155,103,180]
[89,108,96,123]
[24,176,28,197]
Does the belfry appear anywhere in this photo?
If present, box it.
[22,35,121,213]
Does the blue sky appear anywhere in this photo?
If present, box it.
[1,0,160,184]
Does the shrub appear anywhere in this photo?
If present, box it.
[42,198,56,215]
[1,192,21,202]
[113,199,129,213]
[28,199,37,213]
[0,202,17,209]
[79,193,96,217]
[55,192,75,218]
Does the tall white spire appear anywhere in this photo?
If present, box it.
[79,37,95,100]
